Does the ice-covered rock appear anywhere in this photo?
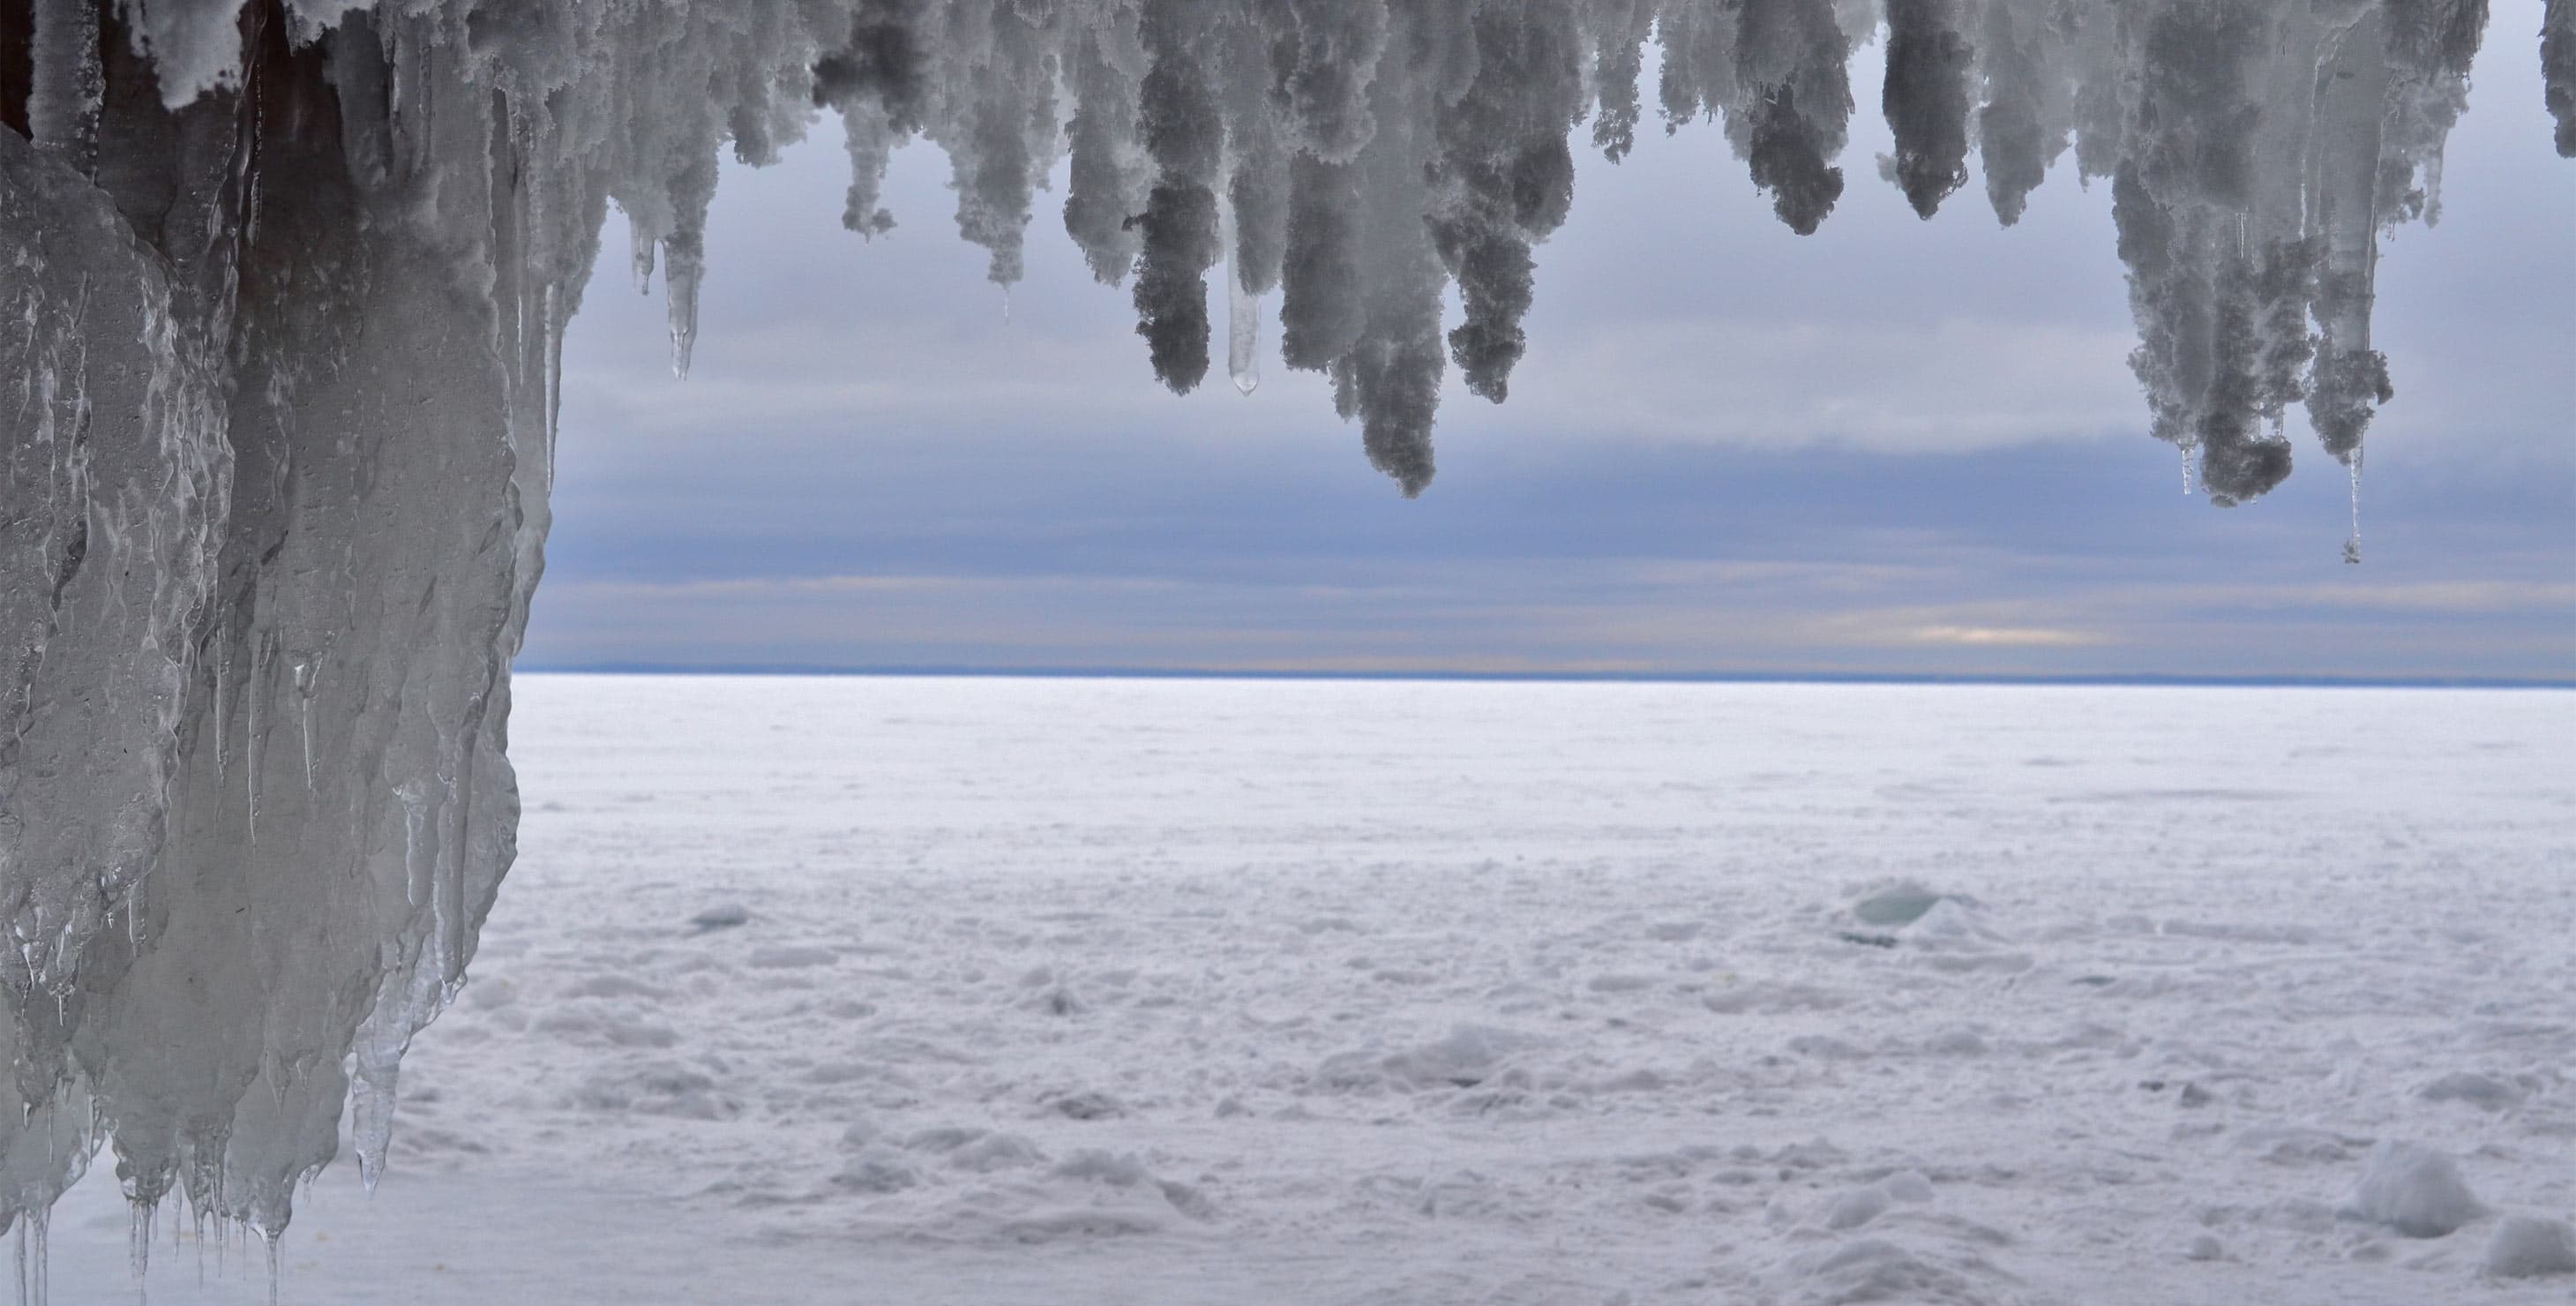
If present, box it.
[1905,898,1993,946]
[1851,881,1950,927]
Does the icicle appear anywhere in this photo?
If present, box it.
[213,640,230,779]
[1228,273,1262,397]
[291,658,317,792]
[438,746,476,998]
[628,212,655,295]
[543,281,564,492]
[24,1205,46,1306]
[244,641,267,842]
[2343,451,2364,564]
[1219,189,1262,396]
[263,1231,280,1306]
[664,256,700,379]
[129,1202,150,1304]
[659,233,700,379]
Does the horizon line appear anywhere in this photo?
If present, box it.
[512,664,2576,690]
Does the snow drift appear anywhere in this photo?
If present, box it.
[0,0,2562,1287]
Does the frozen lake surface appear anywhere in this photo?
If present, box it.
[55,676,2576,1303]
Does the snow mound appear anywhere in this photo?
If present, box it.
[1806,1171,1940,1234]
[1314,1025,1541,1093]
[1836,889,2030,974]
[1838,883,2007,952]
[747,945,839,969]
[2343,1141,2486,1238]
[1016,1149,1215,1232]
[1704,980,1851,1016]
[1786,1236,2015,1306]
[1904,899,1998,949]
[835,1130,1212,1244]
[2483,1214,2576,1279]
[2417,1071,2525,1110]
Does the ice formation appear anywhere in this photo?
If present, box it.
[0,0,2561,1291]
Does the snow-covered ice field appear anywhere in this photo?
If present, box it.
[54,676,2576,1303]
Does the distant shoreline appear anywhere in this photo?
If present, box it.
[513,664,2574,691]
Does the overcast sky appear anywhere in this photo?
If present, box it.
[526,14,2574,680]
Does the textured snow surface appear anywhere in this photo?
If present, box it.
[49,677,2576,1304]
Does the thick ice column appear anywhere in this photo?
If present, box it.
[1586,0,1658,161]
[1976,0,2081,225]
[1062,20,1150,285]
[813,0,928,241]
[3,10,563,1248]
[1883,0,1976,218]
[1424,1,1583,404]
[2549,0,2576,154]
[1332,4,1446,498]
[1128,3,1226,394]
[1224,205,1263,395]
[0,125,230,1230]
[2303,5,2396,469]
[1280,154,1367,372]
[1265,0,1391,162]
[2108,0,2301,505]
[1219,23,1289,398]
[1726,0,1857,235]
[932,5,1062,293]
